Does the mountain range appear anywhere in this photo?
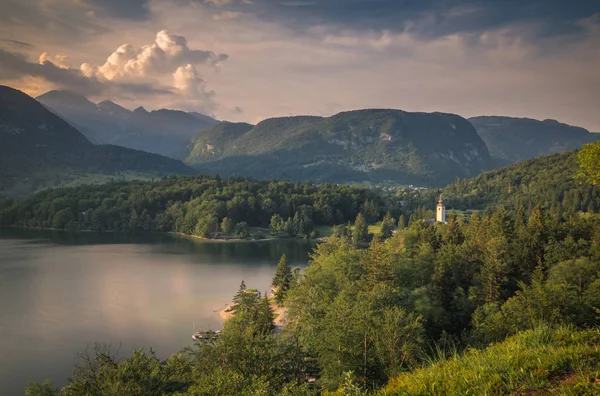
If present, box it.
[36,90,220,157]
[3,86,600,194]
[0,86,194,196]
[184,110,493,185]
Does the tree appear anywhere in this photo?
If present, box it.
[269,214,284,236]
[353,213,369,245]
[221,217,235,236]
[272,254,292,304]
[379,211,396,239]
[577,141,600,185]
[362,199,380,223]
[234,222,249,239]
[232,280,247,308]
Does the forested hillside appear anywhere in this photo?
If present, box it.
[0,176,378,239]
[184,109,493,186]
[469,116,599,163]
[24,204,600,395]
[443,150,600,213]
[0,86,194,196]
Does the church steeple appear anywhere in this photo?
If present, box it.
[436,194,446,223]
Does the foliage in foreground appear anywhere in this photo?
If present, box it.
[382,325,600,395]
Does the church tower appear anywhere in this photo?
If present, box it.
[436,194,446,223]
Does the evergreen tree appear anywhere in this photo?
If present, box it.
[272,254,292,305]
[380,211,396,239]
[353,213,369,245]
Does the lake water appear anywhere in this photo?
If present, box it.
[0,228,314,395]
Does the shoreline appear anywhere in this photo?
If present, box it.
[3,226,324,244]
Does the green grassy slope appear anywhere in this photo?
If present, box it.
[383,326,600,395]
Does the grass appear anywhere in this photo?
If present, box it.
[382,325,600,395]
[314,225,335,237]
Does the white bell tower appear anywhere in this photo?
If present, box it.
[436,194,446,223]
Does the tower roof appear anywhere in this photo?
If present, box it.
[438,194,444,204]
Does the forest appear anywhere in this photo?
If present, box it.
[0,176,381,239]
[23,205,600,395]
[16,144,600,394]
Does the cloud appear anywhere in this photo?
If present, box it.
[213,11,243,21]
[77,30,225,112]
[172,64,216,112]
[81,0,150,20]
[0,48,171,99]
[0,39,33,48]
[39,52,71,69]
[86,30,228,82]
[204,0,233,6]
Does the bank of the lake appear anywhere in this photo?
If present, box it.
[0,228,313,395]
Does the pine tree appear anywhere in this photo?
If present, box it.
[272,254,292,304]
[380,211,396,239]
[231,280,247,312]
[353,213,369,245]
[256,293,275,334]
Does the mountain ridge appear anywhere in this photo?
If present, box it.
[0,86,194,196]
[184,108,493,186]
[469,115,600,163]
[36,90,220,157]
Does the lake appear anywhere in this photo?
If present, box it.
[0,228,314,394]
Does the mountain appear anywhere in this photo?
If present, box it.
[184,109,494,186]
[469,116,600,163]
[0,86,194,196]
[36,90,220,157]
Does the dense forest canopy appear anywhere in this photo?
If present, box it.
[443,150,600,214]
[0,175,381,239]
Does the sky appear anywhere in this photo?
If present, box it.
[0,0,599,130]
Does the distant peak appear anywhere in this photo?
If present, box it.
[98,100,129,113]
[133,106,148,114]
[37,89,90,102]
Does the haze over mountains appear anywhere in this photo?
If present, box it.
[2,86,600,195]
[36,90,220,157]
[0,86,194,196]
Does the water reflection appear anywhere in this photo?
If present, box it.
[0,228,314,394]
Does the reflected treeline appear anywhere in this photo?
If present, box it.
[170,237,315,266]
[0,227,315,266]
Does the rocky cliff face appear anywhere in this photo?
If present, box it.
[184,109,493,186]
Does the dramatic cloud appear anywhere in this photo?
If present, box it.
[84,30,227,81]
[0,0,599,128]
[0,48,170,98]
[78,30,226,112]
[172,64,216,112]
